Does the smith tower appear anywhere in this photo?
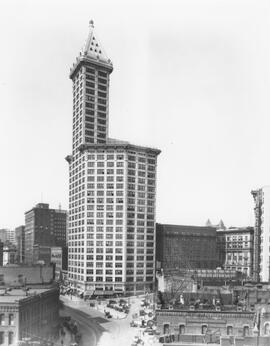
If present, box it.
[67,21,161,295]
[69,20,112,149]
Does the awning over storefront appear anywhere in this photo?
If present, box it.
[84,290,94,296]
[93,290,115,296]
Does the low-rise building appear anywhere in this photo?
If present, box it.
[0,265,54,286]
[51,247,68,281]
[156,308,255,340]
[3,245,16,266]
[0,287,59,345]
[33,245,51,265]
[156,307,270,345]
[156,268,242,293]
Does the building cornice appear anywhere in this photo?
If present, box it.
[69,55,113,79]
[78,142,161,156]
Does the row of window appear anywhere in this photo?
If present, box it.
[0,314,14,326]
[85,67,107,78]
[68,255,154,261]
[69,219,155,229]
[69,228,154,237]
[163,324,251,337]
[0,331,14,345]
[70,152,156,172]
[87,154,156,163]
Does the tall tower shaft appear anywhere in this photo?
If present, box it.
[69,21,113,152]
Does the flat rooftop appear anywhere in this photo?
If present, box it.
[0,288,54,303]
[156,223,216,236]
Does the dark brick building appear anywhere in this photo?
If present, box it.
[25,203,67,265]
[15,225,25,264]
[156,224,219,271]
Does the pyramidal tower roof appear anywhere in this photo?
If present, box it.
[81,20,112,64]
[70,20,113,78]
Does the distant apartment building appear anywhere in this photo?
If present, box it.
[0,230,7,244]
[216,227,254,277]
[252,186,270,282]
[15,226,25,264]
[6,229,15,245]
[24,203,67,264]
[156,224,219,271]
[0,229,15,245]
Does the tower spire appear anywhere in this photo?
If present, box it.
[70,20,113,79]
[80,20,112,65]
[89,19,94,28]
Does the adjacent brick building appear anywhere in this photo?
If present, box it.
[0,287,59,345]
[156,224,219,271]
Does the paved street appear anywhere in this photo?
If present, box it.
[60,304,106,346]
[60,294,159,346]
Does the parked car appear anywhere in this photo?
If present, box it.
[119,299,127,306]
[105,311,112,318]
[145,328,154,335]
[63,316,71,321]
[109,300,117,305]
[130,320,140,327]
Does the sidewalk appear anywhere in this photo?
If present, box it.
[61,294,139,321]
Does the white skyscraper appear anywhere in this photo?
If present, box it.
[252,186,270,282]
[66,21,161,295]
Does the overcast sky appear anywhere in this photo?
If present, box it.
[0,0,269,229]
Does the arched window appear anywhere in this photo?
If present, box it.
[227,326,233,335]
[8,332,14,345]
[179,325,185,335]
[264,323,270,335]
[0,315,4,326]
[163,324,170,335]
[243,326,249,336]
[201,325,207,334]
[8,314,14,326]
